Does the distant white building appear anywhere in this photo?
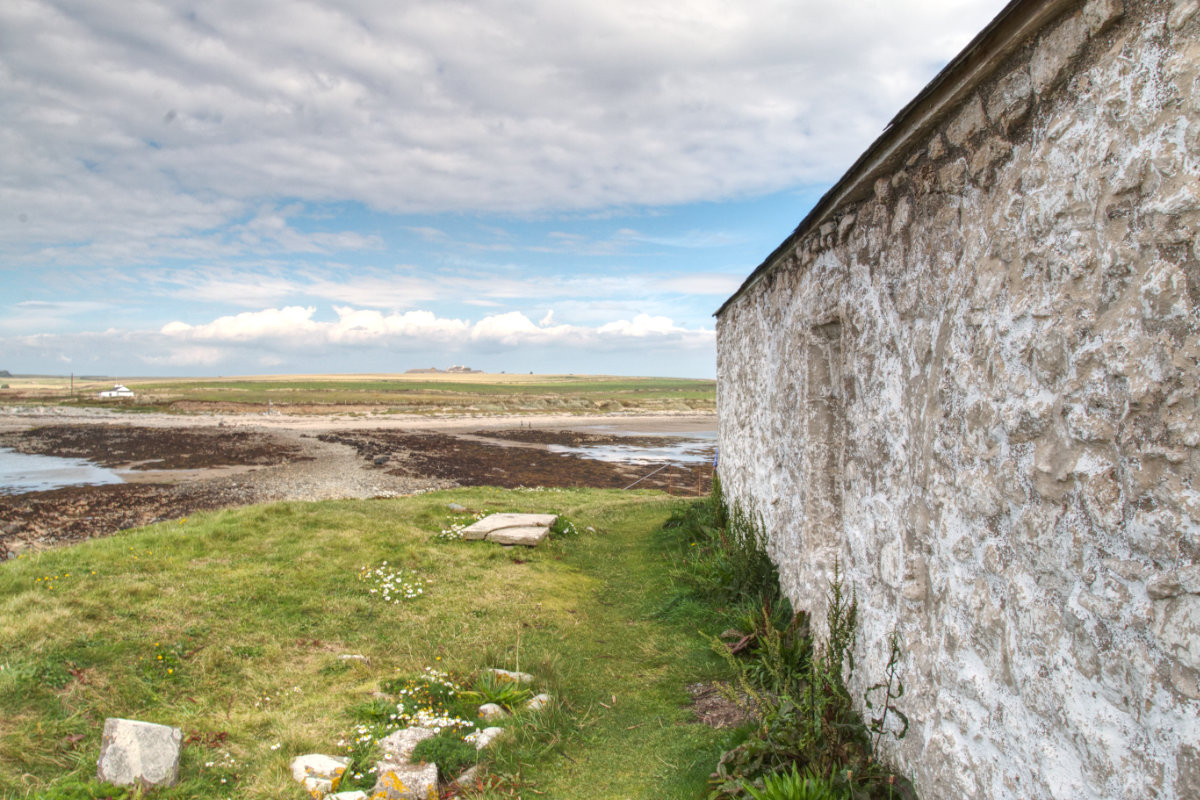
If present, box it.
[98,384,134,398]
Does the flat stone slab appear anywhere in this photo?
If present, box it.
[96,718,182,788]
[461,513,557,536]
[488,526,550,546]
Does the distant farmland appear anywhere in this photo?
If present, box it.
[0,373,716,415]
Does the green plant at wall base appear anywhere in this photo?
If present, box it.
[720,601,811,698]
[663,477,780,608]
[740,763,850,800]
[707,561,871,797]
[864,629,909,758]
[667,484,918,800]
[823,560,858,689]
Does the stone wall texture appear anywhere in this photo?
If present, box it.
[715,1,1200,797]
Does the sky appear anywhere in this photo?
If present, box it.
[1,0,1007,379]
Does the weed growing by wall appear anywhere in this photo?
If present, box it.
[661,488,916,800]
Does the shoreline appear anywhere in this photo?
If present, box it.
[0,406,716,436]
[0,409,717,559]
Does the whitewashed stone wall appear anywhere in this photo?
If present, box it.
[715,1,1200,797]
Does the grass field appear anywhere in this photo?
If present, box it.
[0,488,737,799]
[0,373,716,415]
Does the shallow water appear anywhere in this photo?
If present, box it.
[0,447,124,494]
[548,429,717,465]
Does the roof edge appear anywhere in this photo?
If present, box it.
[715,0,1078,318]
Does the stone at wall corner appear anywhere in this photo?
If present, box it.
[946,94,987,146]
[987,67,1033,131]
[928,133,947,160]
[873,176,891,203]
[902,566,929,603]
[1178,565,1200,594]
[1083,0,1124,36]
[937,159,967,192]
[1154,595,1200,671]
[1168,1,1199,30]
[837,213,856,241]
[1148,572,1185,600]
[1172,662,1200,700]
[1104,558,1151,582]
[969,137,1013,178]
[1032,13,1089,96]
[1176,744,1200,795]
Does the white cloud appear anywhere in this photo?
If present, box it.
[327,307,470,344]
[1,0,1006,259]
[231,206,384,253]
[162,306,320,341]
[405,226,450,242]
[598,314,685,337]
[121,263,743,317]
[649,273,744,295]
[0,0,1005,379]
[140,345,228,367]
[2,303,717,376]
[159,305,711,349]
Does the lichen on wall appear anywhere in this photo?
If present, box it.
[715,1,1200,797]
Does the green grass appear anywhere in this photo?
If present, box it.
[1,374,716,415]
[0,489,734,799]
